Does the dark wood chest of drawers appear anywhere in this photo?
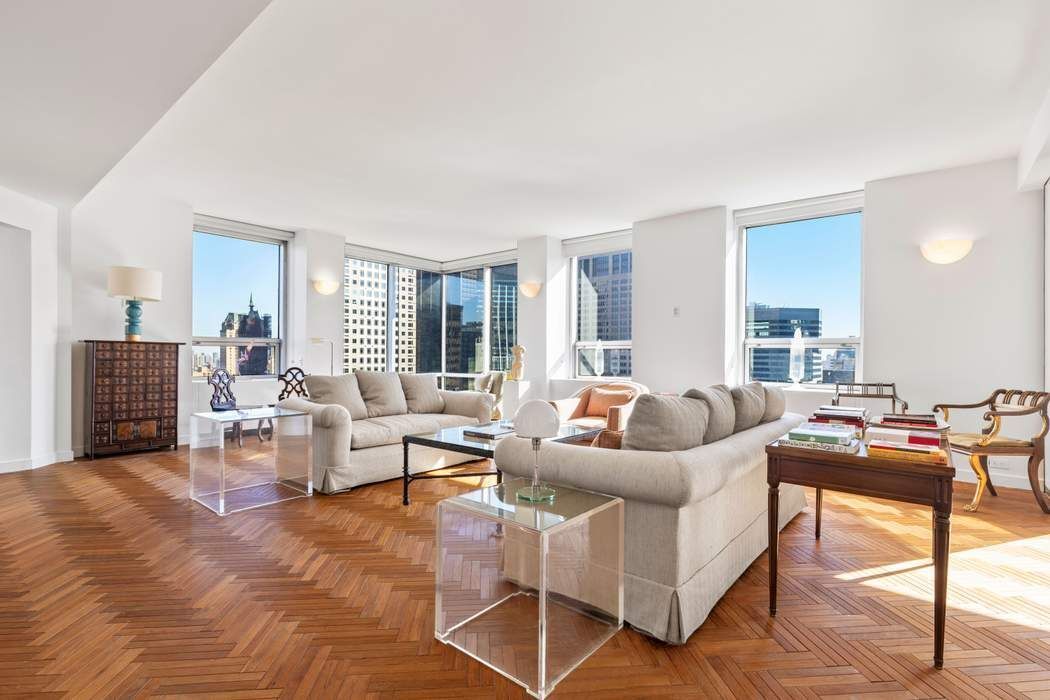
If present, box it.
[84,340,182,457]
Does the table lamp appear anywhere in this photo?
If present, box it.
[513,399,560,502]
[107,266,162,341]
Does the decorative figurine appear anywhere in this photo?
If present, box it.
[507,344,525,381]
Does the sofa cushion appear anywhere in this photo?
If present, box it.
[622,394,709,452]
[399,373,445,413]
[303,374,368,421]
[350,413,477,450]
[762,384,786,423]
[355,371,409,418]
[585,387,634,417]
[731,382,766,432]
[683,384,736,443]
[567,416,608,430]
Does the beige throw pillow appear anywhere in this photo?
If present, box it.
[762,384,786,422]
[355,371,409,418]
[585,387,634,417]
[399,373,445,414]
[683,384,736,443]
[304,374,368,421]
[622,394,709,452]
[731,382,766,432]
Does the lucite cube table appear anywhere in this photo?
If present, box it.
[435,477,624,699]
[190,406,312,516]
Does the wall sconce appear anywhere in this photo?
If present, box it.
[920,239,974,265]
[518,281,542,298]
[312,279,340,295]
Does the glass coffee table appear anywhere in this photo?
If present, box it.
[436,477,624,698]
[401,422,601,505]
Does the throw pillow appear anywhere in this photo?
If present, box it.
[762,384,787,422]
[622,394,709,451]
[731,382,766,432]
[585,387,634,418]
[355,370,409,418]
[399,373,445,414]
[304,374,368,421]
[683,384,736,443]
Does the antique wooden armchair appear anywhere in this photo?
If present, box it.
[933,389,1049,514]
[277,366,309,400]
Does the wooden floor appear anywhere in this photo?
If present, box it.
[2,450,1050,699]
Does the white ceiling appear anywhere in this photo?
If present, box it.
[100,0,1050,259]
[0,0,270,205]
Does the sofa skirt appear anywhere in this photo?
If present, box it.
[625,482,807,644]
[320,443,479,493]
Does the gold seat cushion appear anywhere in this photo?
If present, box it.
[948,432,1033,452]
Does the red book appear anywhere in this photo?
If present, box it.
[810,416,865,427]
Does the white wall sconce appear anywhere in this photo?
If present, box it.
[920,239,973,265]
[518,281,543,298]
[312,278,340,295]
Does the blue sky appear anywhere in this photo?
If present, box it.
[745,212,861,338]
[192,232,282,337]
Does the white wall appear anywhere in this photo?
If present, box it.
[0,223,31,468]
[287,229,346,376]
[0,183,66,471]
[515,236,570,400]
[71,180,195,454]
[632,207,730,393]
[864,158,1043,489]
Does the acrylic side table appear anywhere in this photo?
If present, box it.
[435,477,623,699]
[190,406,312,516]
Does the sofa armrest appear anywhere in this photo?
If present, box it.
[607,401,635,432]
[440,390,493,424]
[277,397,350,429]
[550,397,584,421]
[277,398,351,482]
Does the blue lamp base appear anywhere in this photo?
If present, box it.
[124,299,143,341]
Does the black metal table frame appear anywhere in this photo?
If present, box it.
[402,434,502,506]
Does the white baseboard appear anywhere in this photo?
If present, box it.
[0,450,75,474]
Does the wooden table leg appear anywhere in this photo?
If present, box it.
[768,483,780,616]
[815,487,823,540]
[933,508,950,668]
[402,441,411,506]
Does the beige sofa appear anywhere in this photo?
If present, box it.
[277,371,494,493]
[495,382,805,644]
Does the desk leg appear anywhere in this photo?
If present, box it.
[402,442,411,506]
[815,487,823,540]
[933,509,950,668]
[768,483,780,616]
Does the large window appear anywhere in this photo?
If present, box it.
[574,250,632,377]
[343,257,515,384]
[192,231,284,378]
[743,210,862,384]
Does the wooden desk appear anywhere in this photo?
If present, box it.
[766,439,955,668]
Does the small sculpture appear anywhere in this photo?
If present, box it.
[506,345,525,381]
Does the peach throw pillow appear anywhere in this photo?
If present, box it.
[585,387,634,417]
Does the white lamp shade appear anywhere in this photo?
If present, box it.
[518,281,542,298]
[313,278,339,295]
[920,239,973,265]
[107,266,162,301]
[514,399,560,439]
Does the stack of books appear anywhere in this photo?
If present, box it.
[872,413,940,430]
[809,405,867,437]
[782,423,861,454]
[865,426,940,447]
[867,439,948,465]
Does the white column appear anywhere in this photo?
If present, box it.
[513,236,569,402]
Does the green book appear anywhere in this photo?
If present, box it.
[788,424,853,445]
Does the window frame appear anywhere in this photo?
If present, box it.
[570,248,634,380]
[191,220,289,380]
[735,192,864,387]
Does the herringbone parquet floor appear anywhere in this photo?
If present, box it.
[1,449,1049,698]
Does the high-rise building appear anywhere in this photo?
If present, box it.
[489,263,518,372]
[344,258,390,373]
[576,251,632,377]
[746,303,821,382]
[218,294,274,375]
[391,266,416,372]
